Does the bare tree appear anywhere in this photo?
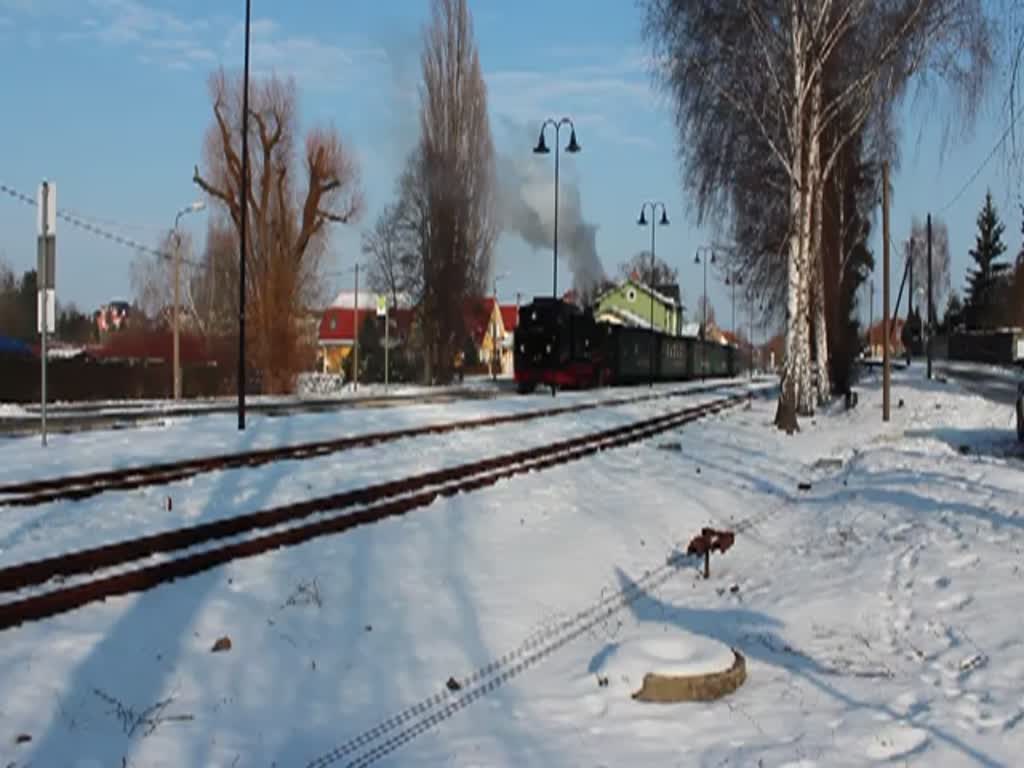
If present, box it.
[189,216,240,336]
[696,294,716,333]
[903,215,952,322]
[0,256,18,337]
[129,232,188,326]
[415,0,498,383]
[644,0,993,431]
[617,251,679,288]
[192,69,363,392]
[363,203,418,309]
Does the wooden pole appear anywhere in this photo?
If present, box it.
[927,213,933,380]
[882,161,891,422]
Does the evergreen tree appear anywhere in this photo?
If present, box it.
[943,291,964,332]
[964,190,1009,328]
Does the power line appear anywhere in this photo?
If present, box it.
[939,102,1024,215]
[0,181,187,262]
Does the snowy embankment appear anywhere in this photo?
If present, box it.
[1,370,1022,767]
[0,374,513,420]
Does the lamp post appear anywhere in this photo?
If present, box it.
[171,201,205,401]
[533,117,581,298]
[695,247,716,380]
[637,202,669,388]
[237,0,252,430]
[724,271,743,338]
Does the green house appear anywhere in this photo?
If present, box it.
[594,280,685,335]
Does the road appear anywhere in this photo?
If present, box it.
[935,361,1021,406]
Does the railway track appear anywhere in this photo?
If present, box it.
[0,381,739,508]
[0,386,507,438]
[0,392,746,631]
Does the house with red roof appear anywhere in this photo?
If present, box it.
[317,293,521,376]
[317,290,415,374]
[865,318,906,359]
[463,297,509,375]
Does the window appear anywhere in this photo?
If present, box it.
[626,288,637,303]
[329,317,338,331]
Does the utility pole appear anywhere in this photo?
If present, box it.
[353,263,360,392]
[237,0,251,431]
[173,236,181,399]
[38,180,56,448]
[869,279,874,355]
[907,237,914,366]
[927,213,933,380]
[882,161,891,422]
[172,202,204,400]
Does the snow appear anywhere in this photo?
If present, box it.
[591,631,736,685]
[0,378,511,420]
[1,368,1023,767]
[939,359,1023,382]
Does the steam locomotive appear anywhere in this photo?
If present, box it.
[513,297,737,393]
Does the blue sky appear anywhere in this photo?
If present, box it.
[0,0,1020,335]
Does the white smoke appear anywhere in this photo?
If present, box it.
[495,122,607,298]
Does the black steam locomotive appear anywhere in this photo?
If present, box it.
[513,297,737,393]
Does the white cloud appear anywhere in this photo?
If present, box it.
[485,50,663,150]
[223,18,386,93]
[58,0,218,71]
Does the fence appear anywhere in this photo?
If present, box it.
[0,353,234,403]
[948,330,1024,366]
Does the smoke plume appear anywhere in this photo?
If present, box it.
[495,122,606,298]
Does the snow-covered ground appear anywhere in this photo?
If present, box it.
[0,379,743,487]
[1,369,1022,767]
[938,359,1023,382]
[0,375,510,420]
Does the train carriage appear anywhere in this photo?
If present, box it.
[514,297,737,391]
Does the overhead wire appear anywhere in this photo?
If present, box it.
[0,181,203,266]
[938,101,1024,215]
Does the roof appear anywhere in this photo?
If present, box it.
[329,290,414,310]
[595,305,656,330]
[654,283,682,305]
[499,304,519,332]
[318,306,415,344]
[866,318,906,346]
[88,331,213,364]
[0,336,34,358]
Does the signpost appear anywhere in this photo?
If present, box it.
[377,294,388,391]
[37,181,56,447]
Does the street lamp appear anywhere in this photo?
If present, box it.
[637,202,669,388]
[534,117,581,298]
[238,0,252,430]
[724,271,743,339]
[695,247,716,380]
[171,201,205,401]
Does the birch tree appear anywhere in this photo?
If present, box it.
[644,0,992,431]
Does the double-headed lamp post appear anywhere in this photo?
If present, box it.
[533,117,581,298]
[695,247,717,380]
[172,201,205,400]
[638,202,670,388]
